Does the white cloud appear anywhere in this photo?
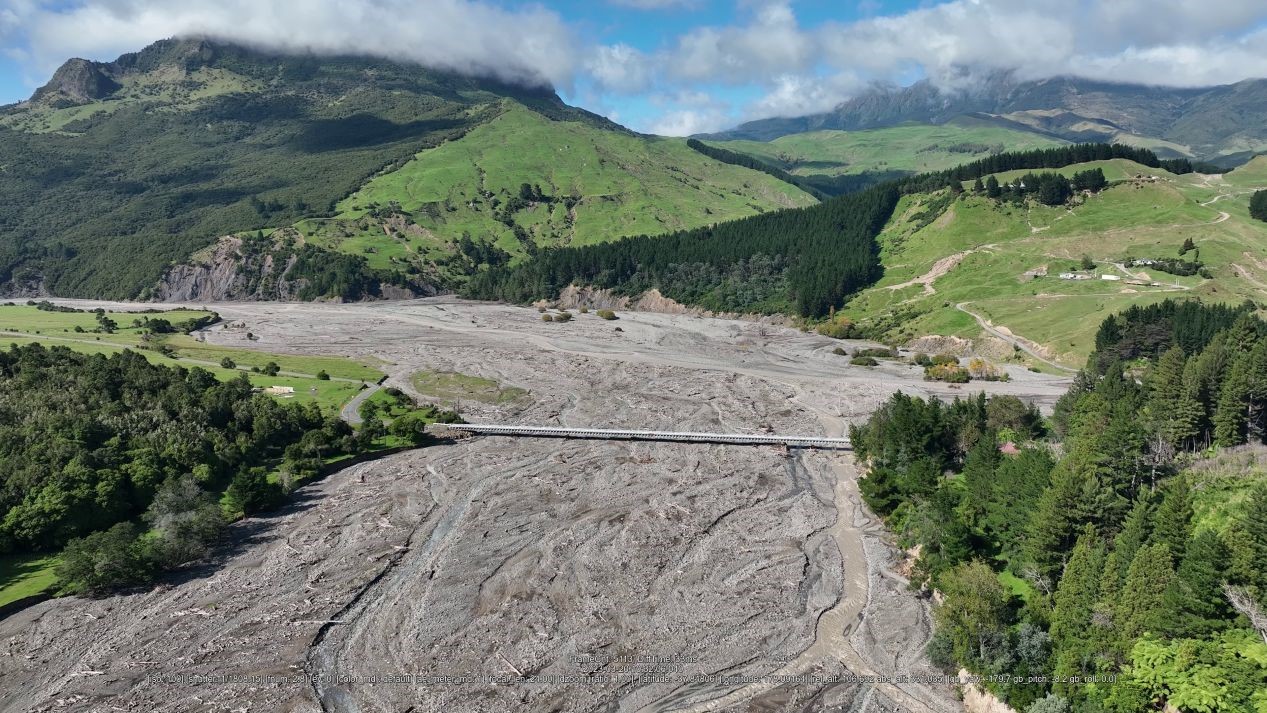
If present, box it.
[812,0,1267,89]
[11,0,578,88]
[668,1,811,83]
[747,72,865,120]
[7,0,1267,132]
[585,43,652,93]
[648,107,731,136]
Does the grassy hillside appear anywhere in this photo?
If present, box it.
[0,38,809,300]
[294,104,814,276]
[839,157,1267,366]
[707,119,1064,178]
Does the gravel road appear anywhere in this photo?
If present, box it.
[0,298,1069,713]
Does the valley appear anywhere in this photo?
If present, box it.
[6,17,1267,712]
[0,298,1068,713]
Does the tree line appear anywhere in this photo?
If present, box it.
[0,344,452,595]
[464,144,1179,318]
[848,300,1267,712]
[685,139,830,200]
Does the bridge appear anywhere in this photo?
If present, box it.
[438,424,851,450]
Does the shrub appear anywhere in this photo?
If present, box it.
[542,314,553,322]
[220,357,236,369]
[596,309,618,320]
[579,306,589,314]
[851,356,879,367]
[143,475,226,568]
[263,361,281,376]
[931,353,959,366]
[817,317,857,339]
[913,352,933,367]
[832,347,848,356]
[56,523,153,596]
[855,347,898,358]
[967,358,1009,381]
[924,363,970,383]
[554,311,573,322]
[222,468,285,518]
[315,370,330,380]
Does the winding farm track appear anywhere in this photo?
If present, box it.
[953,303,1076,374]
[0,298,1069,713]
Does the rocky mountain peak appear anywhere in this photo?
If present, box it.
[31,58,121,107]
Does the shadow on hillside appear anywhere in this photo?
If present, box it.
[294,115,467,152]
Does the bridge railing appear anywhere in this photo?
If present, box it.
[437,423,851,450]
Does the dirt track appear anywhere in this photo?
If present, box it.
[0,299,1069,713]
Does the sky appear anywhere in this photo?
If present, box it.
[4,0,1267,135]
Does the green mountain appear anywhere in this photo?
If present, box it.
[0,38,813,300]
[703,74,1267,163]
[702,117,1065,190]
[292,103,812,282]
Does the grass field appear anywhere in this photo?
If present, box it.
[997,569,1035,604]
[839,158,1267,366]
[707,119,1064,178]
[297,104,816,273]
[0,305,380,414]
[0,553,59,608]
[411,369,530,405]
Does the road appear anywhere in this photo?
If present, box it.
[339,382,380,425]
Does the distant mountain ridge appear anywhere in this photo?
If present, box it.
[703,74,1267,162]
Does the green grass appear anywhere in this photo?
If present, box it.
[412,369,529,405]
[1221,155,1267,188]
[157,335,381,382]
[1187,456,1267,535]
[707,119,1064,178]
[997,569,1035,604]
[361,388,415,420]
[0,305,212,333]
[839,159,1267,365]
[298,104,816,275]
[0,553,60,607]
[0,305,379,414]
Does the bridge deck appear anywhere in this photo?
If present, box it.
[442,424,851,450]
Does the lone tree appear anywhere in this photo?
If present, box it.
[1252,190,1267,222]
[985,175,1001,198]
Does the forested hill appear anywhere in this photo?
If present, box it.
[850,300,1267,712]
[0,38,812,301]
[465,143,1184,317]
